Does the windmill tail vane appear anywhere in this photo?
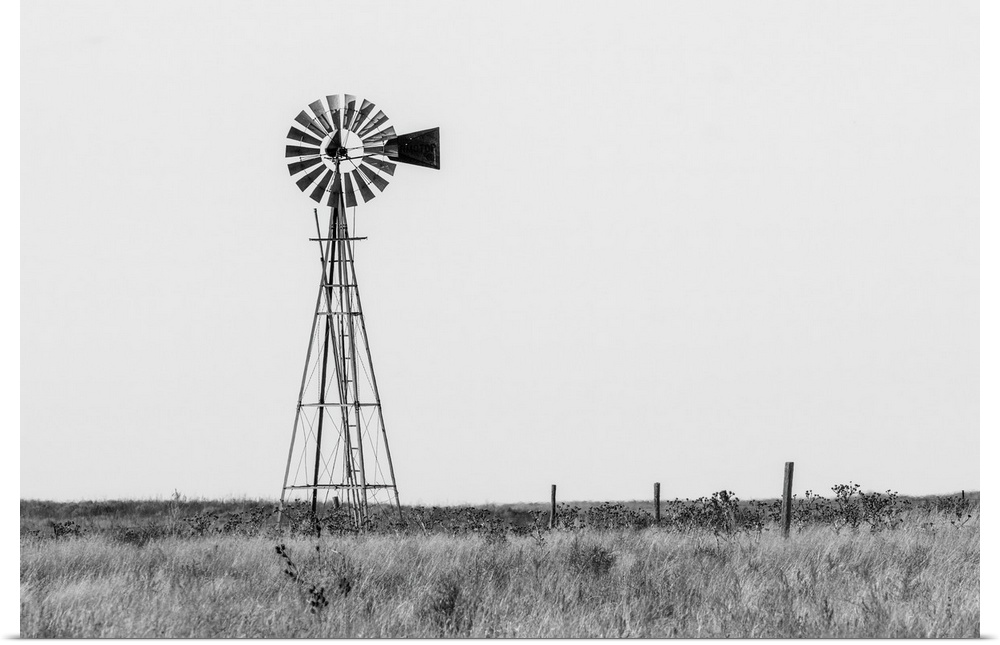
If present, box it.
[278,94,439,529]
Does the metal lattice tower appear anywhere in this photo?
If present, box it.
[278,94,439,527]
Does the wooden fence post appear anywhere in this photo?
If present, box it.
[549,484,557,529]
[781,462,794,538]
[654,482,661,523]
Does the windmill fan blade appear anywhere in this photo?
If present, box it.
[343,172,358,208]
[308,169,334,203]
[358,163,390,191]
[295,165,327,192]
[385,127,440,169]
[308,100,333,133]
[325,94,343,131]
[286,144,321,158]
[325,172,343,207]
[352,170,376,202]
[363,157,396,176]
[343,95,358,133]
[353,99,376,132]
[357,111,388,137]
[287,127,323,147]
[363,126,395,143]
[287,156,323,176]
[295,110,327,138]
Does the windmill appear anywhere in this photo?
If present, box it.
[278,94,439,528]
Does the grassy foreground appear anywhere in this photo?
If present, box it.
[21,516,978,637]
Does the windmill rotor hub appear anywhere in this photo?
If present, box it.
[320,129,364,172]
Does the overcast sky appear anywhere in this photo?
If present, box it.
[19,0,979,505]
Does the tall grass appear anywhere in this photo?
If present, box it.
[20,512,979,637]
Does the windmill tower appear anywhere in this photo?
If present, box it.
[278,94,439,528]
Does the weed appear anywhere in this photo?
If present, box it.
[859,489,906,532]
[183,512,217,536]
[50,521,83,539]
[274,543,352,614]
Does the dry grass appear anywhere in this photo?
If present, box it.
[20,515,979,637]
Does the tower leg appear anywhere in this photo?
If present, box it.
[310,245,336,518]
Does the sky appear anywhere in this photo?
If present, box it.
[18,0,981,505]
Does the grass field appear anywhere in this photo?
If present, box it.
[20,491,979,638]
